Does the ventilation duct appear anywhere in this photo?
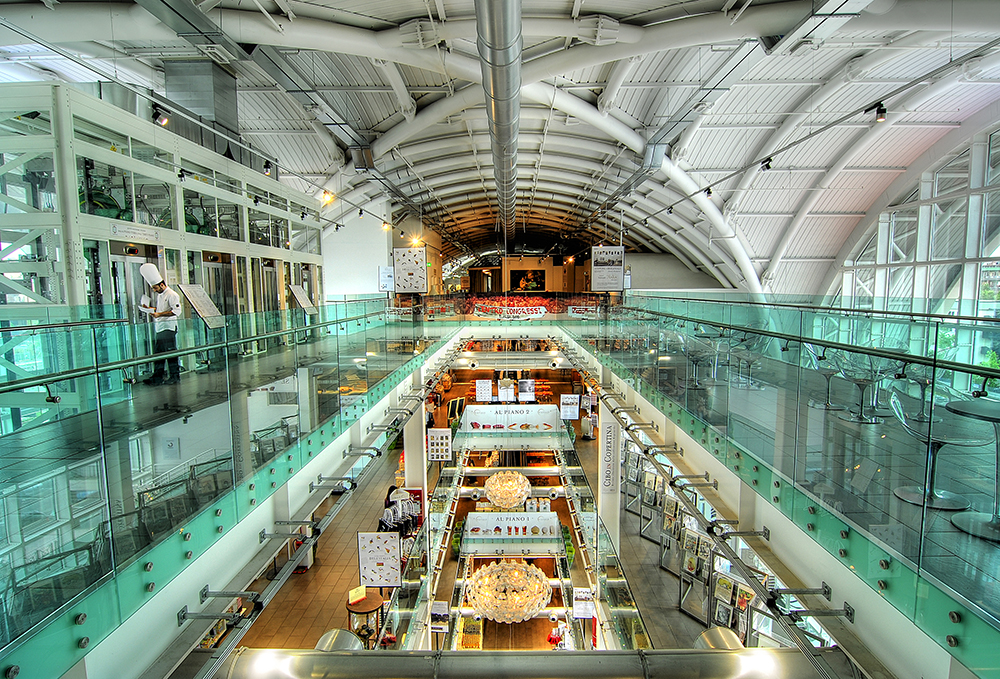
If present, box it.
[475,0,522,240]
[164,60,240,156]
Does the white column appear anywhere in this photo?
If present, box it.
[597,398,621,551]
[403,375,428,516]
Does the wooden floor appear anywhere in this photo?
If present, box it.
[171,375,706,676]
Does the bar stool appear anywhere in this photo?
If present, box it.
[890,390,993,510]
[804,343,845,411]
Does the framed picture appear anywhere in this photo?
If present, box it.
[736,585,756,611]
[714,576,735,604]
[714,600,734,627]
[682,530,698,553]
[510,269,544,291]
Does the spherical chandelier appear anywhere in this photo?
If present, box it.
[484,470,532,508]
[466,560,552,623]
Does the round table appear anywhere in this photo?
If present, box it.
[945,399,1000,542]
[346,589,385,648]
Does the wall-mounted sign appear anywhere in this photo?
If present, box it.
[427,428,453,462]
[461,404,562,432]
[378,265,394,292]
[393,247,427,293]
[358,532,401,587]
[591,245,625,291]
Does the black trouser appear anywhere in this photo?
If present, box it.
[152,329,179,380]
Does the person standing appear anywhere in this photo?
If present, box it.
[139,263,182,385]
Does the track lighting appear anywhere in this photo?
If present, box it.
[382,222,391,231]
[253,195,260,206]
[334,224,343,232]
[301,210,308,220]
[177,169,186,181]
[666,206,673,215]
[875,103,887,123]
[322,191,335,206]
[359,208,364,218]
[760,157,772,171]
[153,107,169,126]
[263,160,272,176]
[704,187,712,197]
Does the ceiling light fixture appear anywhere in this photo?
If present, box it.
[153,108,169,126]
[359,208,364,218]
[760,157,772,171]
[704,187,712,197]
[382,222,391,231]
[466,560,552,624]
[263,160,272,176]
[875,103,887,123]
[322,191,335,206]
[484,470,531,508]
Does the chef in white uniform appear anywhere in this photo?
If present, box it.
[139,263,182,385]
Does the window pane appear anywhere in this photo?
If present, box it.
[984,190,1000,257]
[934,149,969,196]
[988,129,1000,186]
[889,207,918,263]
[930,197,968,260]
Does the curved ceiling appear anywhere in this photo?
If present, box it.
[2,0,1000,293]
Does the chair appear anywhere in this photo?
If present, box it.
[889,390,994,510]
[804,343,845,411]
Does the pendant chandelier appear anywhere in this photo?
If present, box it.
[466,560,552,624]
[484,470,532,508]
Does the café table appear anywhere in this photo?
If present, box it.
[945,399,1000,542]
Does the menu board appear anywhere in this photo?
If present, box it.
[560,394,580,420]
[287,284,317,315]
[358,532,401,587]
[475,379,494,402]
[427,428,453,462]
[177,284,225,329]
[591,245,625,291]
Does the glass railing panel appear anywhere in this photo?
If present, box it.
[595,517,649,649]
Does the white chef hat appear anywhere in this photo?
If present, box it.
[139,263,164,286]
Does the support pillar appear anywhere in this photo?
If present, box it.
[403,375,428,517]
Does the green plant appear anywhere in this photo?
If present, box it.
[451,519,464,557]
[561,524,575,567]
[980,350,1000,387]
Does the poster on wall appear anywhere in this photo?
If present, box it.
[427,428,453,462]
[392,247,428,293]
[358,532,401,587]
[517,379,535,402]
[475,379,494,402]
[378,265,394,292]
[497,379,516,402]
[510,269,545,291]
[560,393,580,420]
[591,246,625,291]
[430,600,450,634]
[573,588,596,619]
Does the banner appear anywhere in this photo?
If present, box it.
[465,511,560,537]
[473,303,546,320]
[461,404,562,432]
[591,245,625,292]
[560,393,580,420]
[598,405,620,497]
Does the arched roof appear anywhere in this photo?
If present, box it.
[2,0,1000,293]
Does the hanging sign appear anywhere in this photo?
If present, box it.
[560,394,581,420]
[473,303,546,320]
[599,405,620,496]
[358,532,401,587]
[591,246,625,291]
[430,600,450,634]
[461,404,562,432]
[517,379,535,402]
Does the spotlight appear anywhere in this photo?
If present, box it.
[153,108,169,126]
[253,195,260,206]
[666,206,673,214]
[875,103,887,123]
[382,222,391,231]
[322,191,335,206]
[263,160,272,176]
[334,224,343,232]
[301,210,308,220]
[760,157,772,171]
[177,169,186,181]
[704,187,712,197]
[359,208,364,218]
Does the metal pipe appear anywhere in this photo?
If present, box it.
[475,0,521,239]
[212,647,854,679]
